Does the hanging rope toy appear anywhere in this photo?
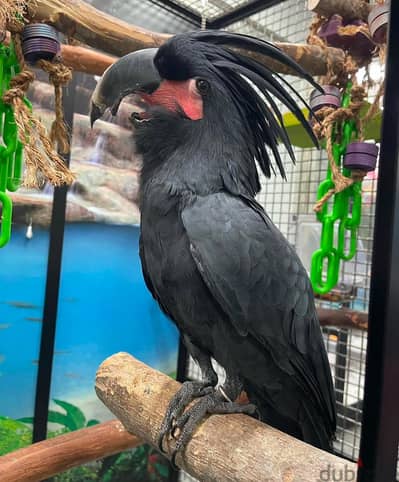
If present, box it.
[306,5,386,295]
[310,82,379,295]
[3,23,75,187]
[0,9,75,247]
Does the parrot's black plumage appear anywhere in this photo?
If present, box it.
[91,30,336,459]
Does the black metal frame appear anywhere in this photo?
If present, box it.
[210,0,286,29]
[358,3,399,481]
[149,0,286,29]
[148,0,202,26]
[32,75,78,443]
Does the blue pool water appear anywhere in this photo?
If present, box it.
[0,223,178,421]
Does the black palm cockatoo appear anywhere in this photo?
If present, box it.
[90,31,337,462]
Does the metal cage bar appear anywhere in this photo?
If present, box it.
[32,72,78,444]
[209,0,286,29]
[149,0,286,29]
[358,3,399,481]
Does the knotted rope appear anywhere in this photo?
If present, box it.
[1,2,75,187]
[307,7,386,212]
[37,59,73,154]
[312,85,368,212]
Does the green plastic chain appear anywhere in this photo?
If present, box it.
[310,81,363,295]
[0,41,28,248]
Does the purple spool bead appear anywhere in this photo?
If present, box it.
[368,2,390,44]
[309,85,341,112]
[344,142,379,172]
[22,24,60,63]
[22,24,59,41]
[347,19,375,57]
[318,14,345,49]
[318,14,374,56]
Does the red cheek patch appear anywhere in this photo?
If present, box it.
[142,79,203,120]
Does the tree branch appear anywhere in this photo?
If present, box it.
[27,0,169,55]
[96,352,356,482]
[27,0,346,78]
[308,0,371,22]
[0,420,141,482]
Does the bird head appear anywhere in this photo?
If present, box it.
[90,31,321,181]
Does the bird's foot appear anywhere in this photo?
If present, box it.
[167,387,257,469]
[157,380,215,453]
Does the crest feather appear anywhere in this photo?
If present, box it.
[159,30,321,179]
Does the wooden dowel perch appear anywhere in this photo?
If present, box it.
[27,0,346,78]
[61,44,116,76]
[308,0,371,22]
[0,420,141,482]
[96,352,356,482]
[317,307,368,331]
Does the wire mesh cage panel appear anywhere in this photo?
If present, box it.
[177,1,384,480]
[160,0,255,22]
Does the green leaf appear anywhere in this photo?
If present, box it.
[16,416,34,425]
[53,464,99,481]
[154,463,169,478]
[52,399,86,430]
[0,416,32,455]
[47,410,76,431]
[47,427,70,438]
[86,419,100,427]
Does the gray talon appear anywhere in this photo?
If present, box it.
[157,380,215,453]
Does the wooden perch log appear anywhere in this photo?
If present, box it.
[308,0,371,22]
[317,307,368,331]
[27,0,346,78]
[96,352,357,482]
[0,420,141,482]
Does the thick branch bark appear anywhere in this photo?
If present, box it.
[308,0,371,22]
[252,42,345,77]
[27,0,169,55]
[317,307,368,331]
[96,352,356,482]
[27,0,345,78]
[0,420,141,482]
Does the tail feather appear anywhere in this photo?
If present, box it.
[246,388,334,452]
[300,402,334,452]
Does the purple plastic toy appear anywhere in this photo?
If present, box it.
[22,24,60,63]
[318,14,346,49]
[344,142,379,172]
[318,14,374,57]
[368,2,390,44]
[309,85,341,112]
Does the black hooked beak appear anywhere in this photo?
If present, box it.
[90,47,161,127]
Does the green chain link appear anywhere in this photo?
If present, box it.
[310,81,364,295]
[0,41,25,247]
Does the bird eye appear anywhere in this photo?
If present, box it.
[196,79,210,95]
